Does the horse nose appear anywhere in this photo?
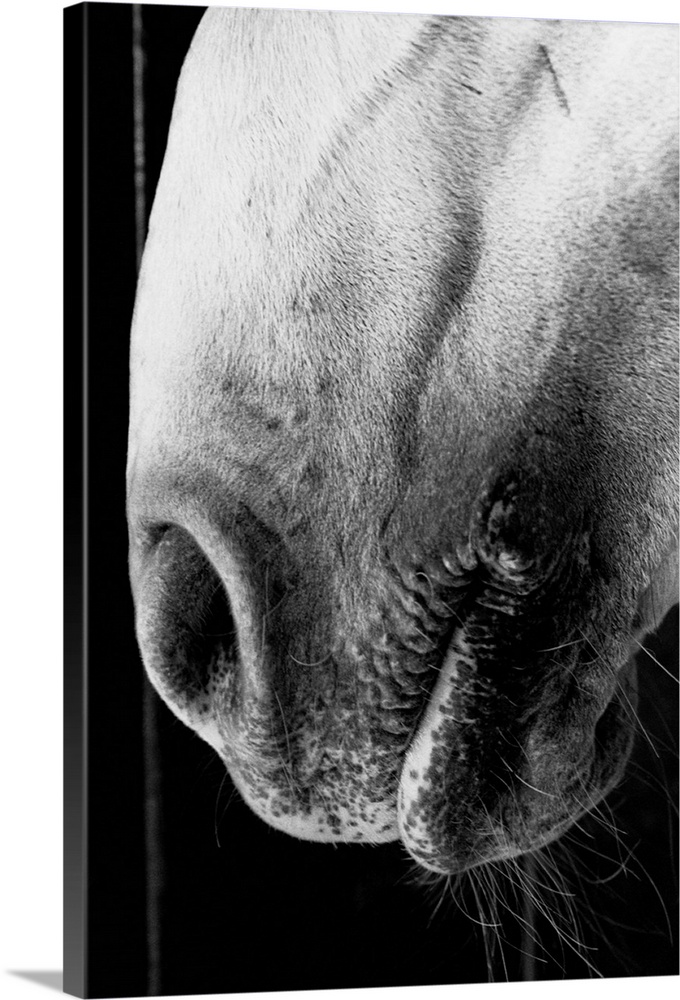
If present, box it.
[126,466,406,845]
[127,492,281,747]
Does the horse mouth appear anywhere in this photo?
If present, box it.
[131,487,637,873]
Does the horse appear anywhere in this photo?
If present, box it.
[127,5,677,919]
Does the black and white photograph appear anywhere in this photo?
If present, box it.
[11,0,680,997]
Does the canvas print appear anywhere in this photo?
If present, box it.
[64,2,679,996]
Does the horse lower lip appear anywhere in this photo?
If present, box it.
[394,620,639,873]
[397,627,474,855]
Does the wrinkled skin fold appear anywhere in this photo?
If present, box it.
[127,10,679,875]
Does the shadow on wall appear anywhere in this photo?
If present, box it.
[9,972,63,993]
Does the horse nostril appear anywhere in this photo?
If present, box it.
[133,524,238,709]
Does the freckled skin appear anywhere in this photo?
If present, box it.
[128,10,678,874]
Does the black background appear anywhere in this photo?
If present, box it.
[65,3,679,996]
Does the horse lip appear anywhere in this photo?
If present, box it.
[396,618,637,874]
